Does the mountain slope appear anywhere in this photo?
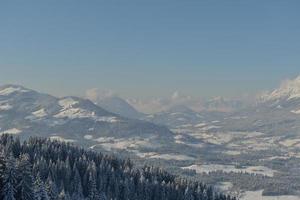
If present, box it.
[258,76,300,114]
[95,96,145,119]
[0,85,173,151]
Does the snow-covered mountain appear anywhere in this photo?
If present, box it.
[260,76,300,102]
[257,76,300,115]
[0,84,173,150]
[94,96,145,119]
[140,76,300,142]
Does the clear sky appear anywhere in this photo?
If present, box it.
[0,1,299,98]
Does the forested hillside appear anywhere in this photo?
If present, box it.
[0,135,235,200]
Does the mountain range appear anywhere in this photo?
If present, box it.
[1,75,300,198]
[0,84,173,150]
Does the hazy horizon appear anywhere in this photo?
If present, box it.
[1,1,300,99]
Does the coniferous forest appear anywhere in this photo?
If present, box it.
[0,135,236,200]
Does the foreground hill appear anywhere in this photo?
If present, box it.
[0,135,235,200]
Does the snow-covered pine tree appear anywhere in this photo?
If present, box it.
[2,154,17,200]
[87,171,100,200]
[17,154,35,200]
[34,173,49,200]
[71,166,84,200]
[0,149,6,195]
[45,175,58,200]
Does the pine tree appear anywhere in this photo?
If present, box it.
[45,176,58,200]
[0,149,6,197]
[34,174,49,200]
[71,167,84,200]
[58,188,70,200]
[99,192,107,200]
[17,154,35,200]
[2,154,17,200]
[87,172,100,200]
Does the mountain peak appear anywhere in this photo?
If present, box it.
[0,84,31,96]
[261,75,300,102]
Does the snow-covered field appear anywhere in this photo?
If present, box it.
[132,150,195,160]
[49,136,76,143]
[241,190,300,200]
[215,182,233,192]
[182,164,277,177]
[86,136,153,151]
[147,153,195,161]
[0,128,22,135]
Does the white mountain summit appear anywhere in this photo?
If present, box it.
[261,75,300,102]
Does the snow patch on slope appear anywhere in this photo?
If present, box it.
[291,109,300,114]
[241,190,300,200]
[55,98,119,122]
[0,128,22,135]
[58,98,79,108]
[0,86,29,96]
[182,164,277,177]
[0,103,12,110]
[49,136,76,143]
[32,108,47,118]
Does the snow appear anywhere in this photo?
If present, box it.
[190,132,233,145]
[179,124,194,128]
[174,135,204,148]
[261,76,300,101]
[241,190,300,200]
[215,182,233,192]
[54,107,119,123]
[0,86,29,95]
[195,123,206,128]
[148,153,195,161]
[131,151,158,158]
[0,128,22,135]
[32,108,47,118]
[279,138,300,147]
[55,97,119,122]
[291,109,300,114]
[96,116,119,123]
[132,149,195,161]
[229,116,248,120]
[223,150,241,156]
[58,98,79,108]
[84,135,93,140]
[182,164,277,177]
[90,136,194,161]
[49,136,76,143]
[0,103,12,110]
[200,125,221,131]
[93,137,151,151]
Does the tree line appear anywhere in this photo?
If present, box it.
[0,135,236,200]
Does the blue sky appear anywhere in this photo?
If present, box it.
[0,1,299,98]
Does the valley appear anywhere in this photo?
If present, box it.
[1,77,300,199]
